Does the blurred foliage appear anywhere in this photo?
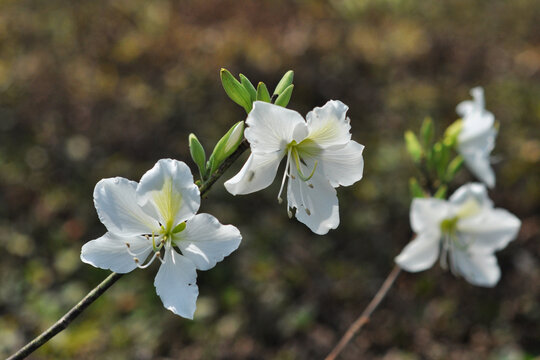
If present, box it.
[1,0,539,359]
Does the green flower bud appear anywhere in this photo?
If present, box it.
[189,134,207,180]
[273,70,294,96]
[446,155,464,182]
[404,130,423,163]
[409,177,425,198]
[274,84,294,107]
[434,185,447,199]
[240,74,257,102]
[420,117,434,148]
[208,121,245,174]
[256,82,271,102]
[220,68,252,113]
[444,119,463,148]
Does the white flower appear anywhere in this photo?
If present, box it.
[456,87,497,188]
[395,183,520,287]
[224,101,364,235]
[81,159,242,319]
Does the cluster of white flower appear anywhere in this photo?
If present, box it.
[396,87,520,287]
[80,86,520,319]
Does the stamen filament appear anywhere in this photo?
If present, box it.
[126,243,150,257]
[277,148,292,204]
[292,148,317,181]
[440,234,450,270]
[135,251,159,269]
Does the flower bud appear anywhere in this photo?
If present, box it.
[208,121,245,174]
[274,84,294,107]
[189,134,207,179]
[256,82,271,102]
[220,68,252,113]
[273,70,294,96]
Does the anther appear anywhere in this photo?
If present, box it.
[308,184,314,189]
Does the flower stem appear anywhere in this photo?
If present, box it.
[325,265,401,360]
[7,272,123,360]
[8,137,250,359]
[199,138,249,196]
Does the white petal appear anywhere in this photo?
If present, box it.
[305,100,351,148]
[394,231,441,272]
[224,151,283,195]
[458,130,497,188]
[154,248,199,319]
[458,208,521,253]
[451,249,500,287]
[80,232,152,273]
[410,198,450,234]
[137,159,200,228]
[177,213,242,270]
[94,177,159,236]
[245,101,308,154]
[456,99,476,119]
[459,112,495,143]
[456,86,485,119]
[318,140,364,187]
[287,167,339,235]
[449,182,493,209]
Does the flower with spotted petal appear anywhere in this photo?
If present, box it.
[81,159,242,319]
[224,101,364,235]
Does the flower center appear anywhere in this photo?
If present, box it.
[440,217,458,234]
[126,221,187,269]
[438,197,481,271]
[276,140,320,205]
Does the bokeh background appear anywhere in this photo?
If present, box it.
[1,0,539,359]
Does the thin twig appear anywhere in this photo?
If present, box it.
[7,272,124,360]
[325,265,402,360]
[199,138,249,197]
[8,137,251,360]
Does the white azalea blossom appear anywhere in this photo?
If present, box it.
[456,87,497,188]
[81,159,242,319]
[395,183,520,287]
[224,101,364,235]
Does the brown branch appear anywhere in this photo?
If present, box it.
[325,265,402,360]
[7,272,124,360]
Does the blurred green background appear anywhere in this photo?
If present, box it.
[1,0,539,359]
